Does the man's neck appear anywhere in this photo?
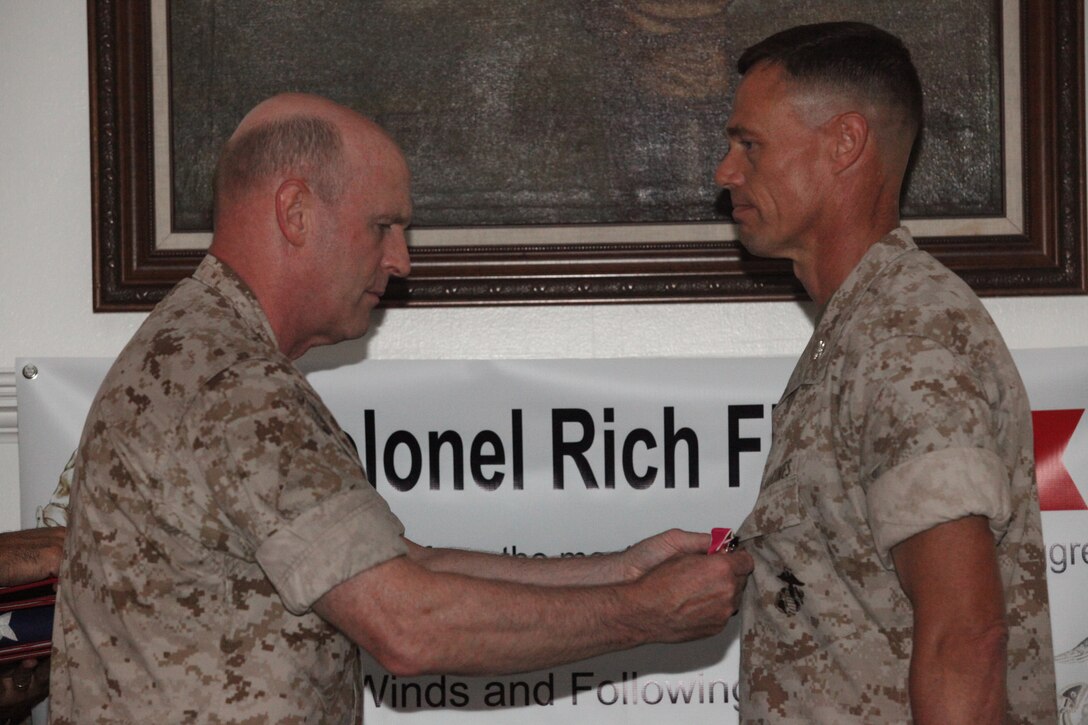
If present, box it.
[799,220,899,305]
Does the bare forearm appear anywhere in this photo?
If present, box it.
[317,549,750,677]
[319,562,647,675]
[0,528,66,586]
[407,541,625,586]
[404,528,713,587]
[892,516,1008,725]
[909,623,1008,724]
[373,569,645,675]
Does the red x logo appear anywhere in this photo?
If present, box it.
[1033,409,1086,511]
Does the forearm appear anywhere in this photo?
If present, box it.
[403,528,712,587]
[908,621,1008,724]
[0,528,66,586]
[892,515,1008,725]
[393,573,649,674]
[316,548,748,677]
[406,540,625,586]
[319,559,649,675]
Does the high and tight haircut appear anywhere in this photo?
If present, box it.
[737,21,923,139]
[213,115,347,213]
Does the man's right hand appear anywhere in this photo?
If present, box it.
[317,539,753,677]
[629,547,754,643]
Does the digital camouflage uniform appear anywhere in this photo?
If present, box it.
[51,256,407,724]
[736,228,1056,723]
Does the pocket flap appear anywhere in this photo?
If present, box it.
[737,472,804,541]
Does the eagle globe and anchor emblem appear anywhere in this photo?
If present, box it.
[774,568,806,616]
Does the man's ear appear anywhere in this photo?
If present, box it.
[828,112,868,173]
[275,179,313,247]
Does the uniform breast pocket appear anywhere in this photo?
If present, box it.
[736,471,815,619]
[737,469,804,543]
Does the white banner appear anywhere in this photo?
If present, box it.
[15,350,1088,723]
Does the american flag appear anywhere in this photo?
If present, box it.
[0,577,55,663]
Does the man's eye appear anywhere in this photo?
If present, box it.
[725,139,754,155]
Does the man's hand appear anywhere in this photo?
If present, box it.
[618,528,714,581]
[628,546,755,642]
[0,658,51,715]
[0,528,66,587]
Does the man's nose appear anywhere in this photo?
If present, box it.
[714,150,743,189]
[384,229,411,278]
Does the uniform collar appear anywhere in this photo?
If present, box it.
[192,254,280,353]
[785,227,916,390]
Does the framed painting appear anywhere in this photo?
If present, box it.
[89,0,1086,310]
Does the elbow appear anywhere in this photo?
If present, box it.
[909,620,1009,723]
[375,655,428,678]
[374,647,431,678]
[318,555,444,676]
[971,619,1009,665]
[928,617,1008,671]
[363,621,440,677]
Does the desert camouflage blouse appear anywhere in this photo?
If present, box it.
[51,256,406,724]
[737,229,1056,723]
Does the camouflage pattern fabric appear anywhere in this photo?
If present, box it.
[37,449,73,528]
[736,228,1056,723]
[50,256,407,724]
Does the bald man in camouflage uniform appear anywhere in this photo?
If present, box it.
[51,94,754,723]
[715,23,1055,723]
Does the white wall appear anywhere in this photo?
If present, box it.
[2,1,1087,530]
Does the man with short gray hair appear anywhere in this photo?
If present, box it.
[51,93,754,723]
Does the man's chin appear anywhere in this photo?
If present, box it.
[735,231,785,261]
[348,318,372,340]
[350,307,376,337]
[324,314,372,347]
[735,233,765,258]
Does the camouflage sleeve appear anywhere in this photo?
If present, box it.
[37,449,74,528]
[258,488,407,614]
[848,336,1012,566]
[186,359,407,613]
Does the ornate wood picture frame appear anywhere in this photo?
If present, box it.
[89,0,1085,311]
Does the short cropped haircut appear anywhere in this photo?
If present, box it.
[738,21,923,139]
[213,115,347,212]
